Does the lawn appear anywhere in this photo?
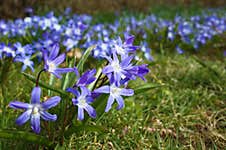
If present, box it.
[0,5,225,149]
[1,52,225,149]
[65,54,225,149]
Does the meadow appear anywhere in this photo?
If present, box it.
[0,5,225,149]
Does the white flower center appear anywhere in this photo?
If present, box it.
[32,106,39,115]
[78,97,87,108]
[24,58,31,66]
[111,61,121,73]
[74,28,81,35]
[48,61,56,72]
[110,85,121,97]
[115,45,125,55]
[4,47,16,57]
[17,47,24,53]
[65,28,73,36]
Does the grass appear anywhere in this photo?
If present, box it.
[65,54,226,149]
[0,50,225,149]
[0,6,226,149]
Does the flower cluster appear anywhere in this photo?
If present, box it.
[9,37,149,133]
[0,8,225,74]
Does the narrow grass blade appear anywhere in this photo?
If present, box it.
[134,83,164,94]
[76,45,96,72]
[0,129,54,148]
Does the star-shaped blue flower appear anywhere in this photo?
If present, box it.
[93,83,134,112]
[67,87,96,120]
[42,43,75,78]
[9,87,61,134]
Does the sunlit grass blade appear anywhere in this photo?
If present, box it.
[76,45,96,72]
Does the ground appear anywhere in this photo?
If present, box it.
[66,54,226,149]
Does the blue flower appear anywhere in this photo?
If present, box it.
[75,69,96,87]
[93,83,134,112]
[14,55,34,72]
[1,44,16,58]
[140,42,153,61]
[103,52,149,85]
[176,46,184,54]
[9,87,61,134]
[62,38,78,51]
[103,52,134,85]
[127,64,150,81]
[112,35,139,58]
[42,43,75,78]
[178,22,193,36]
[66,87,96,120]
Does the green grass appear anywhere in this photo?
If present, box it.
[0,5,226,147]
[0,52,225,149]
[65,54,226,149]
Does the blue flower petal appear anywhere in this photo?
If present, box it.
[77,69,96,86]
[120,88,134,96]
[9,101,32,109]
[31,87,41,104]
[124,35,135,45]
[42,50,48,66]
[77,107,84,120]
[121,55,133,67]
[66,88,80,97]
[40,111,57,121]
[93,85,110,94]
[55,68,74,74]
[86,96,94,103]
[84,105,96,118]
[52,53,65,66]
[102,65,114,74]
[41,96,61,110]
[49,43,60,60]
[31,114,41,134]
[105,95,115,112]
[16,109,32,125]
[115,96,124,110]
[72,98,78,105]
[112,52,119,63]
[80,87,90,97]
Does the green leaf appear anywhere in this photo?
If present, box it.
[22,72,68,97]
[0,129,54,147]
[76,45,96,72]
[64,124,106,139]
[134,83,164,94]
